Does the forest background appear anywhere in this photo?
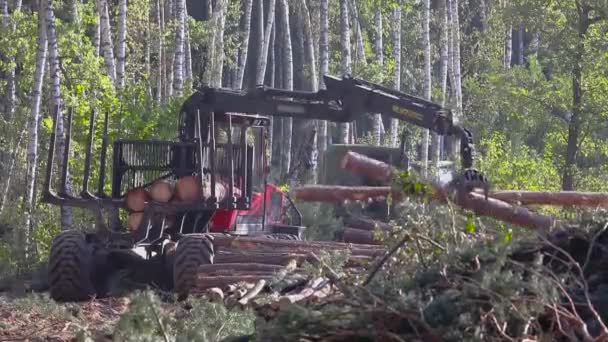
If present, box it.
[0,0,607,273]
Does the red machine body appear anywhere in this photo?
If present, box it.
[208,183,287,232]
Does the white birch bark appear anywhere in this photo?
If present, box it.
[255,0,276,85]
[431,0,449,179]
[339,0,351,144]
[421,0,431,177]
[350,0,365,65]
[235,0,253,89]
[372,7,384,145]
[278,0,292,176]
[389,5,401,147]
[185,16,192,84]
[504,25,512,69]
[96,0,116,83]
[155,0,163,103]
[317,0,329,153]
[46,0,73,230]
[300,0,318,183]
[450,0,462,121]
[211,0,226,87]
[1,0,15,121]
[172,0,185,95]
[116,0,127,89]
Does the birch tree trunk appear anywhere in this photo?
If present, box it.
[1,0,15,121]
[235,0,253,89]
[431,0,449,180]
[26,11,47,236]
[338,0,352,144]
[317,0,329,154]
[278,0,292,177]
[421,0,431,177]
[297,0,318,183]
[350,0,365,65]
[154,0,163,103]
[116,0,127,89]
[96,0,116,84]
[517,25,524,65]
[255,0,275,85]
[184,15,192,84]
[172,0,185,95]
[211,1,226,87]
[389,5,401,147]
[46,0,73,230]
[504,25,512,69]
[371,8,383,145]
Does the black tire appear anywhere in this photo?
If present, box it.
[262,233,302,241]
[173,234,214,297]
[48,231,95,302]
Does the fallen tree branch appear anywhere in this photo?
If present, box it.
[477,190,608,208]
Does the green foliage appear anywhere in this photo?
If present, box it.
[477,131,561,191]
[112,291,255,341]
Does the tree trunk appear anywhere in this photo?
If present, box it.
[338,0,351,144]
[184,6,192,85]
[517,24,524,65]
[172,0,185,95]
[298,0,318,184]
[278,0,292,178]
[350,0,365,65]
[93,11,100,56]
[371,8,383,145]
[389,6,401,147]
[431,0,449,180]
[235,0,253,89]
[116,0,127,89]
[255,0,275,85]
[95,0,116,83]
[1,0,15,122]
[504,25,512,69]
[23,1,47,246]
[421,0,431,178]
[0,130,24,216]
[562,4,589,191]
[46,0,73,230]
[317,0,329,154]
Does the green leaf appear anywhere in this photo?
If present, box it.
[465,213,476,233]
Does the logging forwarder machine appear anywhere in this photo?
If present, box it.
[44,74,488,301]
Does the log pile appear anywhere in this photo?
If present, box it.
[188,234,383,310]
[123,176,238,231]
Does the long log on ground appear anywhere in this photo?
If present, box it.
[210,234,385,257]
[214,251,375,268]
[338,151,560,231]
[198,263,284,274]
[341,228,382,245]
[476,190,608,208]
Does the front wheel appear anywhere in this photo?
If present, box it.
[173,234,214,297]
[48,231,96,302]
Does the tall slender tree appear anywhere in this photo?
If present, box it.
[46,0,72,230]
[116,0,127,89]
[338,0,352,144]
[278,0,293,178]
[421,0,431,177]
[389,4,401,147]
[96,0,116,83]
[317,0,329,154]
[255,0,275,85]
[172,0,185,95]
[24,0,48,246]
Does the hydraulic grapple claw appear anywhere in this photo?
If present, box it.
[448,168,490,200]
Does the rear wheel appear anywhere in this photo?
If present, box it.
[48,231,95,302]
[173,234,214,297]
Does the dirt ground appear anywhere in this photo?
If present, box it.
[0,295,131,341]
